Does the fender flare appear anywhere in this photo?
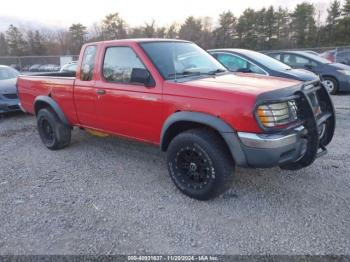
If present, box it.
[34,96,70,126]
[160,111,247,166]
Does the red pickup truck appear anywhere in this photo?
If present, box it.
[17,39,335,200]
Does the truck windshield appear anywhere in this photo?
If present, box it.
[140,42,227,80]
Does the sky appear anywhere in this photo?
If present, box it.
[0,0,329,30]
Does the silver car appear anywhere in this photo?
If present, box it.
[0,65,20,113]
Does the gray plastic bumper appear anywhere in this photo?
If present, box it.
[235,126,307,168]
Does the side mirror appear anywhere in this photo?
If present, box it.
[130,68,154,87]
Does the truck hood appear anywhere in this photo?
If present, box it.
[0,78,17,94]
[179,73,301,95]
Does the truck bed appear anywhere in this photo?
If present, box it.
[17,73,78,124]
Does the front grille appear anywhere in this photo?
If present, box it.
[3,93,18,99]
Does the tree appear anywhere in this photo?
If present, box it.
[343,0,350,16]
[327,0,342,24]
[236,8,258,49]
[325,0,341,44]
[290,3,317,48]
[179,16,203,43]
[143,20,156,38]
[274,7,291,49]
[69,23,87,54]
[27,30,46,55]
[102,13,127,40]
[334,0,350,44]
[262,6,278,49]
[6,25,27,56]
[156,27,166,38]
[0,33,9,56]
[213,11,237,48]
[166,24,178,38]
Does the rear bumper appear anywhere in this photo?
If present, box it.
[237,127,307,168]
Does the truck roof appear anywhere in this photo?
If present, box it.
[87,38,190,46]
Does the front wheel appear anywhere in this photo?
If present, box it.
[166,129,234,200]
[322,77,338,95]
[37,108,71,150]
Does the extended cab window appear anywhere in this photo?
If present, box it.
[103,47,145,83]
[80,46,97,81]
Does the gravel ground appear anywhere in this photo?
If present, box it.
[0,94,349,255]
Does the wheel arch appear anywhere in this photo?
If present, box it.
[160,111,247,166]
[322,75,339,85]
[34,96,70,126]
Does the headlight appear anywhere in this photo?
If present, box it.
[256,101,298,128]
[337,70,350,76]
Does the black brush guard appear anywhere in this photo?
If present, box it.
[280,80,336,170]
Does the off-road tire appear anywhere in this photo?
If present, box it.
[166,128,234,200]
[37,108,71,150]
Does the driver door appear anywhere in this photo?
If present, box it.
[94,45,163,143]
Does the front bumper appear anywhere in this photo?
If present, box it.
[0,96,21,113]
[238,127,307,168]
[222,80,335,170]
[338,75,350,91]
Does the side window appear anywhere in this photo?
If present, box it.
[216,53,265,75]
[284,54,310,67]
[270,53,281,60]
[80,46,97,81]
[217,53,248,71]
[103,47,145,84]
[249,64,266,75]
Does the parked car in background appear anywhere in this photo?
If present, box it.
[209,49,319,82]
[266,50,350,94]
[29,64,41,72]
[320,49,350,66]
[60,61,77,73]
[17,39,335,200]
[304,50,320,56]
[38,64,60,72]
[0,65,20,114]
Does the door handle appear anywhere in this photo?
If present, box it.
[96,89,106,95]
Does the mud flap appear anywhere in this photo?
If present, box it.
[280,82,335,171]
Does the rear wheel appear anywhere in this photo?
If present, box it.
[37,108,71,150]
[166,129,234,200]
[322,77,338,95]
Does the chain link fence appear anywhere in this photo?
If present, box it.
[1,46,350,73]
[0,55,79,72]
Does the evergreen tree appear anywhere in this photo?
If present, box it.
[102,13,127,40]
[6,25,27,56]
[178,16,203,43]
[213,11,237,48]
[69,23,87,54]
[290,3,317,48]
[0,33,9,56]
[27,30,46,55]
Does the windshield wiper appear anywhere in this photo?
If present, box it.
[168,69,226,79]
[168,71,201,78]
[206,69,227,75]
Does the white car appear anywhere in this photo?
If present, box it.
[60,61,77,73]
